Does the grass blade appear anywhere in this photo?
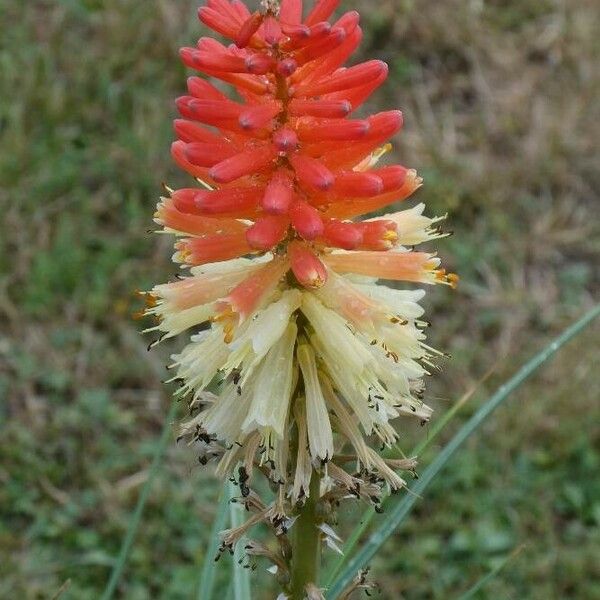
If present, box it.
[457,544,526,599]
[197,482,231,600]
[100,399,179,600]
[324,369,492,586]
[230,480,252,600]
[326,304,600,599]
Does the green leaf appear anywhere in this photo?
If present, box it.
[197,482,231,600]
[100,400,179,600]
[230,481,252,600]
[326,304,600,599]
[457,544,526,599]
[324,368,490,586]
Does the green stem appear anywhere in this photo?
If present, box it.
[290,473,322,599]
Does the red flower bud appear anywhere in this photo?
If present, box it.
[333,171,384,197]
[262,171,294,214]
[184,142,237,167]
[290,201,324,240]
[322,220,363,250]
[263,16,283,46]
[194,187,263,216]
[294,60,387,96]
[246,216,290,250]
[273,127,299,152]
[356,220,399,250]
[235,11,263,48]
[279,0,303,25]
[277,58,298,77]
[239,102,281,130]
[289,155,334,191]
[289,242,328,289]
[289,99,351,119]
[305,0,341,27]
[209,146,276,183]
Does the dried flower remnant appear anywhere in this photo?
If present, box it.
[144,0,456,596]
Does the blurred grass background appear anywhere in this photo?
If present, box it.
[0,0,599,598]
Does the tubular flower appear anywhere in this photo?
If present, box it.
[147,0,456,530]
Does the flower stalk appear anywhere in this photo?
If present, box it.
[290,473,322,599]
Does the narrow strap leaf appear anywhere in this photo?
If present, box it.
[457,544,526,599]
[197,481,231,600]
[325,370,490,585]
[100,399,179,600]
[326,304,600,599]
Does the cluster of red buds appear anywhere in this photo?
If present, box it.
[166,0,441,290]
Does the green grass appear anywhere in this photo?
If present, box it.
[1,0,599,598]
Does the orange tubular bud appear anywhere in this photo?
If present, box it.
[289,242,328,289]
[297,26,363,86]
[262,171,294,214]
[328,64,387,109]
[217,257,290,324]
[289,99,351,119]
[289,154,334,192]
[171,188,202,214]
[209,145,276,183]
[209,0,245,22]
[294,28,346,65]
[235,11,264,48]
[246,216,290,250]
[307,21,333,39]
[277,58,298,77]
[324,251,438,283]
[298,118,369,143]
[184,142,237,167]
[198,7,239,40]
[193,187,263,216]
[355,220,398,250]
[273,127,299,152]
[263,16,283,46]
[372,165,408,191]
[305,0,341,27]
[293,60,387,96]
[239,102,282,130]
[173,119,223,144]
[187,77,230,101]
[333,11,360,34]
[175,233,253,266]
[279,0,303,25]
[180,48,247,73]
[156,198,245,236]
[245,53,276,75]
[281,23,311,43]
[171,141,211,179]
[283,22,330,51]
[290,201,324,240]
[321,219,363,250]
[333,171,384,197]
[188,99,243,121]
[365,110,404,141]
[201,70,269,95]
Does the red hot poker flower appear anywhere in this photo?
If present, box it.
[147,0,458,515]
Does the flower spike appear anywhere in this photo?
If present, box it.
[146,1,457,593]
